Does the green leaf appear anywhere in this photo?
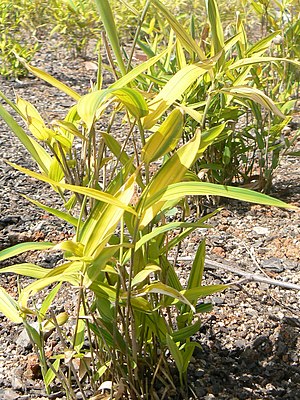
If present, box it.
[205,0,224,69]
[135,220,209,254]
[187,240,206,290]
[138,133,201,229]
[25,63,80,100]
[40,283,62,319]
[180,285,228,303]
[198,123,226,155]
[0,288,22,323]
[0,242,55,262]
[19,275,79,310]
[171,318,201,342]
[246,31,281,56]
[79,173,136,258]
[230,56,300,70]
[44,359,60,388]
[166,333,183,373]
[134,282,195,311]
[74,305,85,352]
[110,47,170,89]
[94,0,126,75]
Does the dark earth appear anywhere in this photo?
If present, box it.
[0,39,299,399]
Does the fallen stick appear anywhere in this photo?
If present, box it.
[170,256,300,291]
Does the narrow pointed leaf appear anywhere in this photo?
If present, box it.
[94,0,126,75]
[166,333,183,372]
[8,162,136,215]
[144,181,296,210]
[25,63,80,100]
[40,283,62,319]
[138,133,201,228]
[0,104,51,173]
[134,282,195,312]
[171,318,201,342]
[230,56,300,70]
[0,242,55,262]
[77,88,148,130]
[110,47,170,89]
[0,263,49,279]
[23,195,78,226]
[220,86,285,119]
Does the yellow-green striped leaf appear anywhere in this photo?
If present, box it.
[77,88,148,130]
[138,133,201,229]
[0,242,55,262]
[143,63,213,129]
[0,263,49,279]
[0,104,51,174]
[220,86,285,119]
[110,47,170,89]
[0,288,22,323]
[94,0,126,75]
[134,282,195,311]
[142,109,183,163]
[8,162,136,215]
[144,181,296,210]
[230,56,300,70]
[131,265,161,288]
[23,195,78,226]
[25,63,80,100]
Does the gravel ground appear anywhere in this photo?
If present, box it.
[0,41,299,400]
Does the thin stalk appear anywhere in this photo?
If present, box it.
[201,82,216,130]
[102,32,119,81]
[49,310,87,400]
[126,0,152,73]
[80,293,97,392]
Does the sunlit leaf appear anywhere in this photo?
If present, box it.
[25,63,80,100]
[0,104,51,173]
[0,242,55,262]
[133,282,195,311]
[94,0,126,75]
[151,0,206,60]
[23,195,78,226]
[138,133,201,229]
[131,264,161,287]
[142,109,183,163]
[220,86,286,119]
[8,162,136,215]
[143,63,214,129]
[144,181,296,210]
[0,288,22,323]
[0,263,49,279]
[77,88,148,130]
